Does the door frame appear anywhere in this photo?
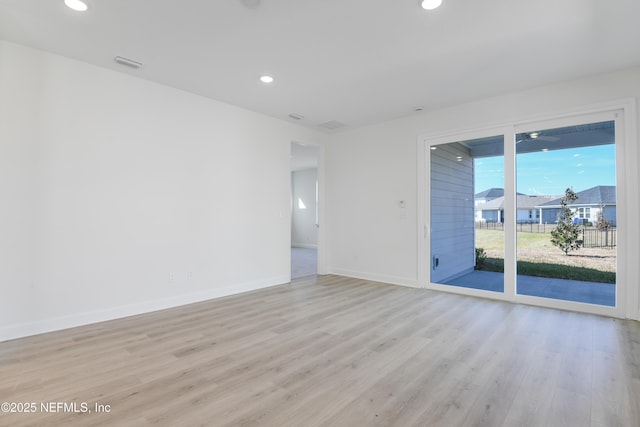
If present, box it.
[289,141,326,278]
[417,98,639,319]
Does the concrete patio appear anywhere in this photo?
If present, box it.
[443,270,615,307]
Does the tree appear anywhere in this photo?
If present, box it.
[595,203,612,230]
[596,203,613,247]
[550,188,583,255]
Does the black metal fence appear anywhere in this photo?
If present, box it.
[475,222,505,231]
[475,222,557,233]
[582,228,617,248]
[475,222,617,248]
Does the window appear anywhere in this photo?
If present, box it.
[577,207,592,219]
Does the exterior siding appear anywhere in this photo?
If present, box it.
[482,210,500,222]
[541,208,561,224]
[517,209,533,223]
[430,143,475,283]
[603,206,617,226]
[540,205,617,226]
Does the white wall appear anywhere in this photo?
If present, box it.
[516,209,538,223]
[0,41,326,341]
[325,66,640,319]
[325,123,417,286]
[291,169,318,248]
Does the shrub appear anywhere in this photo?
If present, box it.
[475,247,487,270]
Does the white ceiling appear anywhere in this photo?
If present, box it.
[1,0,640,132]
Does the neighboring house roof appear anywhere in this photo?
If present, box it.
[475,188,504,199]
[475,188,526,199]
[479,195,559,210]
[478,197,504,210]
[518,195,561,209]
[539,186,616,207]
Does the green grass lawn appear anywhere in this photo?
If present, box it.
[475,229,616,284]
[475,229,504,252]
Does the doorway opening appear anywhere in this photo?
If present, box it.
[290,142,320,279]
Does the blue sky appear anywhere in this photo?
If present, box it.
[474,144,616,196]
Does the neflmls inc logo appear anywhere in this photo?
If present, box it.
[40,402,89,413]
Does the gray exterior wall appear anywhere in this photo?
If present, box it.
[540,205,617,226]
[603,206,617,226]
[430,143,475,283]
[541,208,561,224]
[482,210,501,222]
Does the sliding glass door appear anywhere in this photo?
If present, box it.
[426,110,626,316]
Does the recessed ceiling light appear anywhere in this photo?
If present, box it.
[64,0,88,12]
[421,0,442,10]
[260,75,274,84]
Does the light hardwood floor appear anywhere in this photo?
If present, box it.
[1,275,639,426]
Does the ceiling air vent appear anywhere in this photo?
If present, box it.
[114,56,143,69]
[288,113,304,120]
[318,120,346,130]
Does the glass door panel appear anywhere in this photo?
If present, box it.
[430,135,504,293]
[515,121,617,306]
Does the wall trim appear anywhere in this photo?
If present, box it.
[0,276,289,343]
[417,98,638,145]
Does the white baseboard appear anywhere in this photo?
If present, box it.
[329,268,419,288]
[291,243,318,249]
[0,275,289,343]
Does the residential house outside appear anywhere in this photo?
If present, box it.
[539,185,617,226]
[475,186,616,226]
[474,188,504,222]
[474,189,540,223]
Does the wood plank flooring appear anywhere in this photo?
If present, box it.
[1,275,639,426]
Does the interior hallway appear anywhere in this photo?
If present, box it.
[291,247,317,279]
